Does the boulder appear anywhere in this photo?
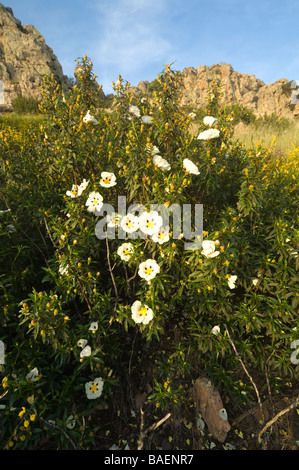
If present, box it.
[191,377,231,443]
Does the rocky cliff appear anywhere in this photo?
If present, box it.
[0,3,70,110]
[1,3,298,119]
[135,63,299,119]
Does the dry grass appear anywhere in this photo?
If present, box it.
[232,120,299,153]
[189,116,299,154]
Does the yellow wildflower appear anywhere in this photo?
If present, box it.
[2,376,8,388]
[18,407,26,418]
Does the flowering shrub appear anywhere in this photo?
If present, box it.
[0,57,298,449]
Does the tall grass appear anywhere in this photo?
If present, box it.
[233,119,299,153]
[185,102,299,154]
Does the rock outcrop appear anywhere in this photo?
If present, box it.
[136,63,299,119]
[1,3,298,119]
[0,3,71,110]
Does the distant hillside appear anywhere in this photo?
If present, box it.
[1,3,298,118]
[0,3,70,110]
[132,63,299,119]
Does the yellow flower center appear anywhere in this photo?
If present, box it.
[145,267,152,275]
[90,383,98,393]
[147,220,154,229]
[103,177,111,184]
[139,307,147,316]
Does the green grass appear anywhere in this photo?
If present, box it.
[0,112,46,130]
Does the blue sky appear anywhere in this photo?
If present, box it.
[4,0,299,94]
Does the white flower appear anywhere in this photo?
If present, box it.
[83,110,98,125]
[139,210,163,236]
[120,213,139,233]
[219,408,228,420]
[89,322,98,332]
[78,179,89,194]
[252,278,259,286]
[196,417,205,432]
[129,105,141,117]
[147,145,160,156]
[117,242,134,261]
[227,275,237,289]
[183,158,200,175]
[131,300,154,325]
[151,226,170,244]
[100,172,117,188]
[66,415,76,429]
[107,212,121,227]
[197,128,220,140]
[80,345,92,358]
[59,263,69,275]
[203,116,218,127]
[86,191,104,214]
[153,155,171,171]
[6,224,16,233]
[85,377,104,399]
[141,115,153,124]
[26,367,39,382]
[211,325,220,336]
[188,112,196,119]
[138,259,160,281]
[66,184,80,198]
[66,179,89,198]
[77,339,88,348]
[0,209,10,214]
[201,240,220,258]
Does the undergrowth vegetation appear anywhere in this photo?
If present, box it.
[0,57,298,450]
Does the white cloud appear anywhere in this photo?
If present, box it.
[90,0,174,92]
